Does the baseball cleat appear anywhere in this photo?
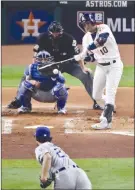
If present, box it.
[58,108,67,114]
[93,103,104,110]
[7,98,21,109]
[18,106,31,114]
[91,122,112,130]
[91,117,112,130]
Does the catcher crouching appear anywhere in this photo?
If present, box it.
[17,50,68,114]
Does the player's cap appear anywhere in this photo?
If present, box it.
[34,126,52,143]
[79,13,96,25]
[48,21,64,34]
[35,126,51,138]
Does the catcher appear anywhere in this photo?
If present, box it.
[34,126,92,189]
[17,50,68,114]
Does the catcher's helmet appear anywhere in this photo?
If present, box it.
[79,13,96,26]
[48,21,64,34]
[35,50,54,63]
[34,126,52,143]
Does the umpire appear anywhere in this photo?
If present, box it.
[7,21,102,110]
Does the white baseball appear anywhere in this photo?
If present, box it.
[53,69,59,74]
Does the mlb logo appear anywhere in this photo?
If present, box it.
[77,11,104,33]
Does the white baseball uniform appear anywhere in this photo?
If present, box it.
[82,24,123,106]
[35,142,92,190]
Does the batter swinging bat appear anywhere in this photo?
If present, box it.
[38,57,75,71]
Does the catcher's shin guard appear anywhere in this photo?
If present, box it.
[52,83,68,110]
[103,104,114,123]
[19,91,32,109]
[16,81,33,109]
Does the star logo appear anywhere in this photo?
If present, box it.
[16,11,46,40]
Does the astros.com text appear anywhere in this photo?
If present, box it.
[86,1,127,8]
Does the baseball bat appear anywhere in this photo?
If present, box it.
[38,57,74,71]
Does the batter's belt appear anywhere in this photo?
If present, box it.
[99,60,116,66]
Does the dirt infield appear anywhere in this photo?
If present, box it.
[2,87,134,159]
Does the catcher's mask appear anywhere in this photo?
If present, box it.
[35,50,54,64]
[34,126,52,143]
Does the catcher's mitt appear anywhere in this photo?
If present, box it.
[40,177,53,189]
[37,61,59,77]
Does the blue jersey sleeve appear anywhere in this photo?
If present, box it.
[29,63,49,82]
[27,63,65,86]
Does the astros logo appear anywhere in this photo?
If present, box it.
[16,11,46,40]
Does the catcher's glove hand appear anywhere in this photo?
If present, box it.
[40,177,53,189]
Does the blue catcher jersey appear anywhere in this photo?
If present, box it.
[24,62,65,91]
[28,62,49,82]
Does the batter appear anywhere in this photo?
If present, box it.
[74,13,123,129]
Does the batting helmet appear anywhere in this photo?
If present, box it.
[34,126,52,143]
[79,13,96,26]
[48,21,64,34]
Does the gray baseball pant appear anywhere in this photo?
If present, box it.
[54,167,92,190]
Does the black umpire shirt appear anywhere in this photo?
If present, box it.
[33,32,80,62]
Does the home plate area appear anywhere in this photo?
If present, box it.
[2,87,134,159]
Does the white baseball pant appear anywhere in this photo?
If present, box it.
[93,58,123,106]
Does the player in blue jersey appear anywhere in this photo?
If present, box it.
[17,50,68,114]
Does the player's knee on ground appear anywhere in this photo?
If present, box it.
[52,83,68,110]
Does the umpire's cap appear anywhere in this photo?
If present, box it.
[79,13,96,26]
[34,126,52,143]
[48,21,64,34]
